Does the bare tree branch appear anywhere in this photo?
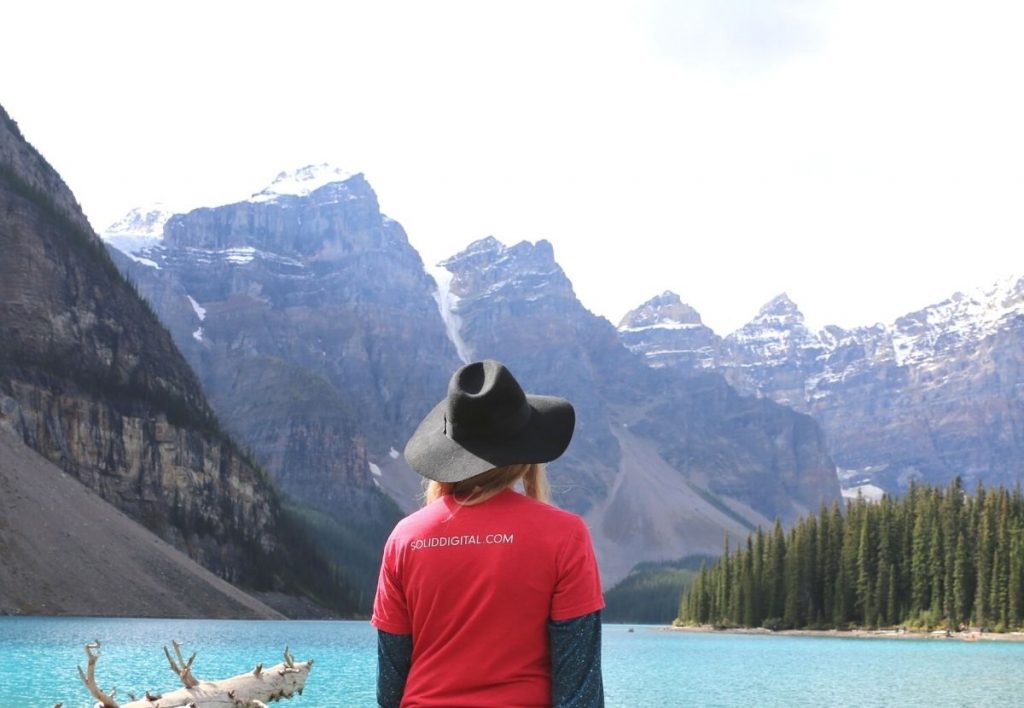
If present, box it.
[76,641,120,708]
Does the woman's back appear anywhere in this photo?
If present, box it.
[373,488,602,707]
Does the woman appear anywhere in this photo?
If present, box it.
[372,359,605,707]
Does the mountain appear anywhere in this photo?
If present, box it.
[0,104,353,615]
[106,179,839,586]
[102,164,843,589]
[435,237,839,582]
[103,164,463,595]
[620,280,1024,495]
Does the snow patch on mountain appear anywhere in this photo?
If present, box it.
[620,321,704,333]
[841,484,886,502]
[128,254,161,269]
[224,247,257,264]
[249,164,356,203]
[176,246,304,268]
[428,263,472,364]
[186,295,206,321]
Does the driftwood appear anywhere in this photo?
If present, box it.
[66,639,312,708]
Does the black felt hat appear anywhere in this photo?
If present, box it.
[404,360,575,483]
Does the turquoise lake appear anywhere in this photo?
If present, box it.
[1,618,1022,706]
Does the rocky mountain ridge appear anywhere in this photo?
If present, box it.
[620,280,1024,495]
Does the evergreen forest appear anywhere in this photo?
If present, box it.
[677,480,1024,632]
[603,558,705,624]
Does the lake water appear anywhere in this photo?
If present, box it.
[1,618,1022,707]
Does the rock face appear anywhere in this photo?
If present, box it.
[0,104,345,608]
[105,165,461,544]
[719,293,829,410]
[620,281,1024,494]
[438,238,839,582]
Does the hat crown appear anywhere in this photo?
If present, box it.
[445,360,530,442]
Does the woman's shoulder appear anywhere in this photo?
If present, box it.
[388,498,448,536]
[504,490,589,529]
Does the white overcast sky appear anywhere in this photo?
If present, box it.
[3,0,1023,333]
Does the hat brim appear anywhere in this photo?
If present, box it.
[404,394,575,483]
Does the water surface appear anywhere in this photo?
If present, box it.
[1,618,1021,706]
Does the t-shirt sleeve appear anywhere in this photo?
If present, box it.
[550,516,605,621]
[372,536,412,635]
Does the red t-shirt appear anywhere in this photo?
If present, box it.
[371,488,605,707]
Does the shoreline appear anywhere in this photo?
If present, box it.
[661,624,1024,642]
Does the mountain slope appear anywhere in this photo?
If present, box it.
[0,426,282,618]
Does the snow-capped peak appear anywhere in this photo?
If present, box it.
[102,203,177,259]
[618,291,705,332]
[103,204,177,240]
[756,293,801,319]
[887,273,1024,367]
[249,164,356,203]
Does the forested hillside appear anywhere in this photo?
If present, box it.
[679,480,1024,631]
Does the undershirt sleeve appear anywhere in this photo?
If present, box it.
[549,610,605,707]
[372,537,412,635]
[377,629,413,708]
[550,518,605,621]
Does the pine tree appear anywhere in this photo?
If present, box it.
[742,535,756,627]
[768,520,786,622]
[952,528,969,626]
[783,527,801,628]
[975,488,994,628]
[941,477,963,620]
[1009,528,1023,627]
[752,526,766,626]
[857,509,877,626]
[992,491,1011,628]
[802,515,820,625]
[928,502,944,619]
[875,500,894,626]
[910,492,931,619]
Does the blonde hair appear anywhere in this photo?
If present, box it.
[424,463,550,506]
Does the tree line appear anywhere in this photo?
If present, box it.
[678,479,1024,631]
